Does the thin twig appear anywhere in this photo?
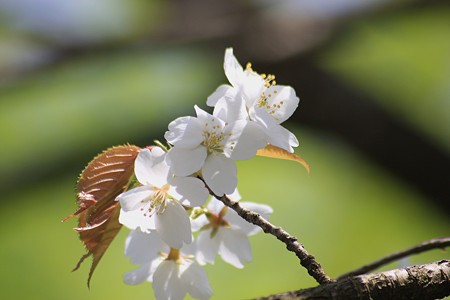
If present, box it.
[215,193,332,285]
[338,237,450,279]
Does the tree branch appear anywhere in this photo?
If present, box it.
[257,260,450,300]
[215,193,332,285]
[338,237,450,279]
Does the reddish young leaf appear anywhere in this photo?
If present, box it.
[256,144,310,173]
[63,144,141,287]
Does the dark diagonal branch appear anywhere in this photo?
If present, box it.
[338,237,450,279]
[257,260,450,300]
[215,193,332,285]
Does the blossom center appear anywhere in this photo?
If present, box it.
[206,206,230,238]
[140,184,170,216]
[202,118,229,154]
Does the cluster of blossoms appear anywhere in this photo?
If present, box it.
[115,48,300,299]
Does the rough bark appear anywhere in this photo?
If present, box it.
[257,260,450,300]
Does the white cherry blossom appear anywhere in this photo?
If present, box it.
[164,105,266,196]
[124,230,213,300]
[116,146,209,249]
[207,48,300,153]
[192,191,273,268]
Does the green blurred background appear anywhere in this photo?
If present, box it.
[1,0,449,299]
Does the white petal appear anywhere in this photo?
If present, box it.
[165,146,207,176]
[202,154,237,196]
[224,48,244,88]
[155,199,192,249]
[168,176,209,207]
[135,147,170,187]
[153,261,186,300]
[240,71,265,108]
[119,208,155,233]
[263,85,299,124]
[251,107,299,153]
[190,214,209,232]
[123,262,153,285]
[225,120,267,160]
[181,261,213,300]
[226,202,273,236]
[164,116,204,149]
[125,229,167,264]
[194,105,226,129]
[195,229,220,265]
[116,186,153,212]
[206,84,234,107]
[212,94,247,123]
[206,197,225,213]
[265,124,299,153]
[217,227,252,268]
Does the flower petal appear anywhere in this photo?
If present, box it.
[263,85,299,124]
[240,71,265,108]
[264,124,299,153]
[135,147,169,187]
[212,94,247,123]
[217,227,252,268]
[206,197,225,213]
[153,261,186,300]
[119,208,155,233]
[206,84,234,107]
[168,176,209,207]
[116,185,153,212]
[202,154,237,196]
[225,120,267,160]
[251,107,299,153]
[190,214,208,232]
[155,199,192,249]
[164,116,204,149]
[123,262,153,285]
[224,48,244,88]
[181,261,213,300]
[165,146,207,176]
[195,229,220,265]
[194,105,226,129]
[125,229,168,264]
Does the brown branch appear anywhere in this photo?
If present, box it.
[215,193,332,285]
[257,260,450,300]
[338,237,450,279]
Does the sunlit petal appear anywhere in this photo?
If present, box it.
[155,199,192,249]
[217,228,252,268]
[116,186,153,212]
[263,85,299,124]
[224,48,244,88]
[135,147,169,187]
[168,176,209,207]
[225,120,267,160]
[125,230,167,264]
[153,261,186,300]
[181,262,213,300]
[202,154,237,196]
[165,116,204,149]
[196,229,220,265]
[206,84,234,107]
[119,208,155,233]
[165,146,207,176]
[123,262,153,285]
